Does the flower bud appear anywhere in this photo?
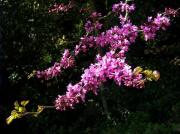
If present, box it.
[152,70,160,81]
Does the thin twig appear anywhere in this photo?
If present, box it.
[99,11,112,20]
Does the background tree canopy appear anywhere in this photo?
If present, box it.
[0,0,180,133]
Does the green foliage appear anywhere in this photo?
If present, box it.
[6,100,29,125]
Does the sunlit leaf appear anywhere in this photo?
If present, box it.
[20,100,29,107]
[6,115,15,125]
[133,66,143,75]
[6,109,24,125]
[146,77,153,81]
[14,101,19,110]
[18,107,26,113]
[143,70,153,77]
[11,110,21,118]
[37,105,44,113]
[34,105,44,117]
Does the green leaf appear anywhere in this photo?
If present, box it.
[37,105,44,113]
[133,66,143,75]
[14,101,19,110]
[18,107,26,113]
[11,110,21,119]
[34,105,44,117]
[20,100,29,107]
[6,115,15,125]
[143,70,153,76]
[146,77,153,81]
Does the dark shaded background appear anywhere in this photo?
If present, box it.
[0,0,180,133]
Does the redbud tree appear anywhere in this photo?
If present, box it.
[6,0,179,124]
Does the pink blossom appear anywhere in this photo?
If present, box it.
[112,1,135,14]
[84,12,102,33]
[84,21,94,33]
[55,51,143,110]
[60,49,74,69]
[48,1,74,13]
[165,8,179,17]
[36,49,74,80]
[141,13,170,41]
[90,12,102,19]
[84,21,102,33]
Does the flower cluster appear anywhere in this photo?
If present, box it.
[97,22,138,51]
[112,1,135,14]
[85,21,102,33]
[165,8,179,17]
[140,14,170,41]
[60,49,74,69]
[55,51,143,111]
[36,49,74,80]
[76,22,138,55]
[39,1,177,111]
[75,35,95,55]
[84,12,102,33]
[48,1,74,13]
[112,1,135,23]
[38,1,175,81]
